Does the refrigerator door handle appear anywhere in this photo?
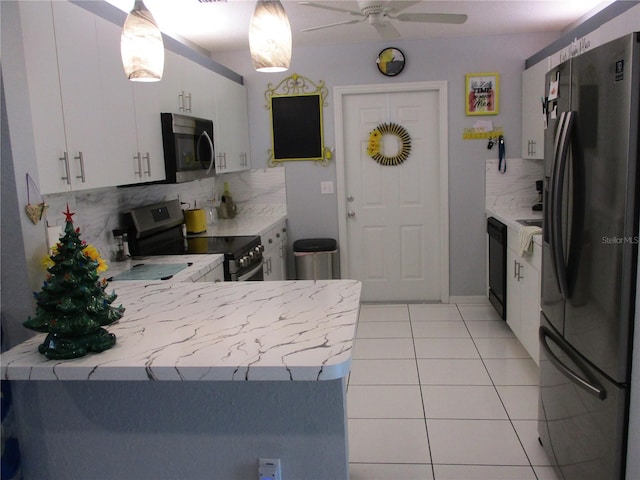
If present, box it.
[551,111,576,298]
[539,325,607,400]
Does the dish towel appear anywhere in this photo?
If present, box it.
[519,226,542,256]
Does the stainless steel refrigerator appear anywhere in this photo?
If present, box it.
[538,33,639,480]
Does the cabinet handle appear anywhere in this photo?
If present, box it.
[217,152,227,170]
[516,262,524,281]
[178,91,184,112]
[60,152,71,184]
[133,153,142,178]
[185,92,191,113]
[513,260,518,279]
[75,152,86,183]
[143,153,151,176]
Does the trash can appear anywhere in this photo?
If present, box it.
[293,238,337,280]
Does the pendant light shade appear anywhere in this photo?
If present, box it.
[121,0,164,82]
[249,0,292,73]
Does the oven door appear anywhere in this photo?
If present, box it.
[229,260,264,281]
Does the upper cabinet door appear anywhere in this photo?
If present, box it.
[51,1,110,190]
[187,61,217,120]
[17,1,71,194]
[521,59,549,160]
[95,14,140,186]
[214,74,251,173]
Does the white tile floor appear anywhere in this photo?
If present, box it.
[347,303,561,480]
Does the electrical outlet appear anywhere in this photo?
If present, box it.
[258,458,281,480]
[320,181,334,194]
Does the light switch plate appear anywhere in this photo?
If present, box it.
[320,181,334,194]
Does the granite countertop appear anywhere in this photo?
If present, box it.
[102,254,224,283]
[191,213,287,238]
[1,280,362,382]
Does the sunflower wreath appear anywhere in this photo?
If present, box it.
[366,122,412,166]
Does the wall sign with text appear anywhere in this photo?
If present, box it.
[465,72,499,116]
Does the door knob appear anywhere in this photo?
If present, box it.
[347,195,354,202]
[347,211,356,218]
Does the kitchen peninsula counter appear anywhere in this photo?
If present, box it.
[2,280,361,480]
[2,280,361,382]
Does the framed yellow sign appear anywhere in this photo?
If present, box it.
[465,72,499,115]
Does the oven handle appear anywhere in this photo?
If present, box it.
[236,262,263,282]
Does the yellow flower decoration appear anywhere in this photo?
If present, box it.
[83,244,108,273]
[42,243,108,273]
[366,122,412,166]
[367,130,382,156]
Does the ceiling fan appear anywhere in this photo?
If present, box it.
[299,1,468,40]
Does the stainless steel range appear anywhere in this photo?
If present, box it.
[122,199,264,281]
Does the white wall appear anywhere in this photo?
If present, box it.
[214,32,558,296]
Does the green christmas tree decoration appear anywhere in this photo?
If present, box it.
[23,206,124,359]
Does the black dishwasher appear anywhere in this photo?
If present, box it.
[487,217,507,320]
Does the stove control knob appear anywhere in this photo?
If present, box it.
[248,251,256,260]
[255,245,264,254]
[239,256,249,267]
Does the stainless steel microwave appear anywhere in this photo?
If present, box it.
[160,113,215,183]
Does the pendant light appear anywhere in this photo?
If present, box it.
[249,0,292,72]
[120,0,164,82]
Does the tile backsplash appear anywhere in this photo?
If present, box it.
[43,168,286,261]
[485,157,543,210]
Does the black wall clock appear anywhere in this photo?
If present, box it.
[376,48,405,77]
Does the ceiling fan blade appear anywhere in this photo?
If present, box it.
[394,13,468,24]
[373,21,400,40]
[299,2,364,17]
[379,1,421,14]
[300,19,364,33]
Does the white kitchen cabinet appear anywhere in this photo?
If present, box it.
[18,1,110,193]
[158,52,216,119]
[17,1,165,192]
[521,58,549,160]
[17,1,245,192]
[130,78,169,184]
[95,15,147,186]
[262,221,287,281]
[186,61,217,120]
[213,75,251,173]
[506,227,541,365]
[17,1,70,194]
[51,1,113,191]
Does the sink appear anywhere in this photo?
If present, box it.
[517,219,543,228]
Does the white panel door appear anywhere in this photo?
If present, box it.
[342,89,443,301]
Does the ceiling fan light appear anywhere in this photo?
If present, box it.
[249,0,292,73]
[121,0,165,82]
